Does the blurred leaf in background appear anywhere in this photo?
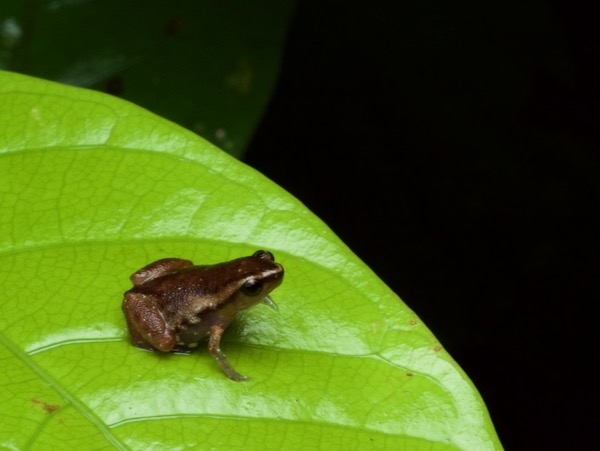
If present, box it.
[0,0,295,157]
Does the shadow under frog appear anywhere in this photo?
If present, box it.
[122,250,284,381]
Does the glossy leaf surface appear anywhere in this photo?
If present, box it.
[0,71,502,450]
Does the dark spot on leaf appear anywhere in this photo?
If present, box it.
[32,398,59,414]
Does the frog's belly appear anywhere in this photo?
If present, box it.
[175,324,211,351]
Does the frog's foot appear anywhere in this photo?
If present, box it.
[261,295,278,310]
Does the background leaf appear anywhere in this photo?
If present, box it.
[0,71,502,450]
[0,0,294,157]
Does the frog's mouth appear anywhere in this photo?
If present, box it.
[262,295,278,310]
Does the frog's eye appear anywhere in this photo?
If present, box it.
[241,279,263,296]
[253,250,275,261]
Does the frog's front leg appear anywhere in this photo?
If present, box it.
[130,258,193,285]
[122,292,176,352]
[208,324,248,381]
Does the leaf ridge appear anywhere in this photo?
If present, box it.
[109,412,447,446]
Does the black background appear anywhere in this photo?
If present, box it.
[247,1,598,449]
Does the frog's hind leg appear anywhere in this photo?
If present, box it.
[130,258,193,285]
[122,292,176,352]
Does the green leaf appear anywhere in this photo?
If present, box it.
[0,0,294,157]
[0,71,502,450]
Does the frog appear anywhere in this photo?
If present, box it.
[122,250,284,381]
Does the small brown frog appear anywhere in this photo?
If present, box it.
[122,250,284,381]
